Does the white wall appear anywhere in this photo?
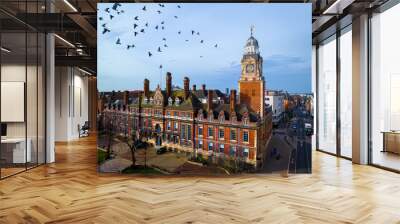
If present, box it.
[55,67,89,141]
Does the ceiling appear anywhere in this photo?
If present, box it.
[0,0,392,75]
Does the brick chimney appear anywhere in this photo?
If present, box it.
[184,77,190,99]
[230,89,236,113]
[143,78,149,98]
[123,90,129,106]
[207,90,213,112]
[192,84,196,92]
[166,72,172,98]
[202,84,206,93]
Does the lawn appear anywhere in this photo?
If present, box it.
[98,148,108,164]
[122,166,164,175]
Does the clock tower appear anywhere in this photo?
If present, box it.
[239,27,265,117]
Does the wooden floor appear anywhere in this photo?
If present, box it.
[1,135,400,224]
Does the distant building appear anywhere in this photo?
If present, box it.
[265,90,284,125]
[102,31,272,169]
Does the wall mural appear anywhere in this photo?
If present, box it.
[97,3,312,175]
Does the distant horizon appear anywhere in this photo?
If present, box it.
[98,3,311,93]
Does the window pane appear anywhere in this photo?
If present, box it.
[371,4,400,171]
[317,36,337,154]
[340,28,352,158]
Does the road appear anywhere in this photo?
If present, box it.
[287,106,312,173]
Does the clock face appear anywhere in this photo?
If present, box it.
[246,64,255,73]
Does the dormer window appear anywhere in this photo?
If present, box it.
[175,97,180,106]
[168,97,173,106]
[149,97,154,104]
[218,111,225,122]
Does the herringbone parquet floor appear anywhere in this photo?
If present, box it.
[1,135,400,224]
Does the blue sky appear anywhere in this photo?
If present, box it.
[98,3,311,93]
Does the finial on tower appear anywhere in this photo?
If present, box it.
[250,25,255,37]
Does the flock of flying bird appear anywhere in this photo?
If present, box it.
[99,3,219,66]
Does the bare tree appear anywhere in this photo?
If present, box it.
[103,114,116,160]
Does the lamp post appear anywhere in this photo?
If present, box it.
[141,135,148,168]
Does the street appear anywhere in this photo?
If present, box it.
[262,104,312,174]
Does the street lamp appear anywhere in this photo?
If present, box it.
[141,135,148,168]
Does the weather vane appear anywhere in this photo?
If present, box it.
[250,25,255,37]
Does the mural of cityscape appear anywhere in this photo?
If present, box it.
[97,3,312,175]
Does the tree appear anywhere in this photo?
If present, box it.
[122,133,138,167]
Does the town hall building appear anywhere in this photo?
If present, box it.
[102,32,272,169]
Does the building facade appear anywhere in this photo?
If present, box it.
[265,90,285,126]
[102,34,272,168]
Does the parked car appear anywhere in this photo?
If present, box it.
[156,146,167,155]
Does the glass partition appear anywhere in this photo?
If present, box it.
[0,1,46,179]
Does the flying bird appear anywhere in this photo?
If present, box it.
[200,56,203,58]
[177,5,181,8]
[117,11,121,15]
[185,39,189,42]
[140,29,145,33]
[134,31,138,36]
[134,16,139,20]
[162,38,166,41]
[214,44,218,48]
[164,44,168,48]
[159,4,165,7]
[133,23,138,29]
[142,6,146,11]
[112,3,121,11]
[116,38,121,45]
[148,52,152,57]
[110,15,114,20]
[105,8,110,13]
[102,28,110,34]
[197,32,200,35]
[159,64,163,69]
[157,10,161,14]
[155,25,159,30]
[145,23,149,27]
[102,23,107,27]
[174,16,178,19]
[99,17,103,21]
[120,10,124,13]
[161,21,165,24]
[191,30,195,35]
[157,47,162,52]
[178,31,181,34]
[200,40,204,43]
[161,26,164,30]
[127,44,135,49]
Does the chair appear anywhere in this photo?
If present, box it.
[79,121,90,138]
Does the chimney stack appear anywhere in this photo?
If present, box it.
[207,90,213,112]
[192,84,196,92]
[230,89,236,113]
[143,79,149,98]
[166,72,172,98]
[123,90,129,106]
[202,84,206,93]
[184,77,190,99]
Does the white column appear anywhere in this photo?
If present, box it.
[352,14,369,164]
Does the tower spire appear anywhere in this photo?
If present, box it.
[250,25,255,37]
